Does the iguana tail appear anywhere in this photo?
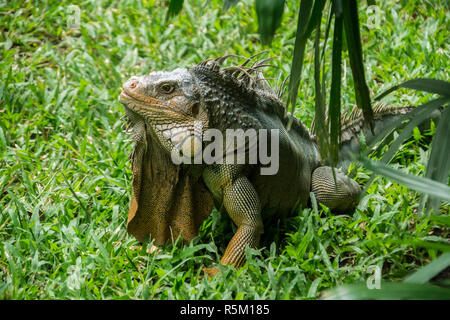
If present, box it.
[310,102,440,212]
[338,102,443,169]
[338,102,415,169]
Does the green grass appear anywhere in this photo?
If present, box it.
[0,0,448,299]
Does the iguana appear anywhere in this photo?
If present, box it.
[118,54,417,275]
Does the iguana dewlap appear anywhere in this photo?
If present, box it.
[118,55,363,270]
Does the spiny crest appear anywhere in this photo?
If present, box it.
[310,102,415,142]
[190,52,313,139]
[340,102,414,143]
[193,51,284,98]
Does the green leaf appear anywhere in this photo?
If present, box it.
[342,0,373,133]
[366,100,448,153]
[0,125,6,156]
[313,10,328,159]
[361,158,450,202]
[286,0,326,127]
[402,78,450,96]
[364,238,450,252]
[286,0,313,124]
[375,78,450,101]
[223,0,240,11]
[329,6,343,165]
[404,252,450,285]
[424,105,450,211]
[307,277,322,298]
[427,214,450,227]
[379,98,448,164]
[166,0,184,20]
[321,282,450,300]
[254,0,286,45]
[303,0,327,43]
[175,244,210,261]
[321,3,333,62]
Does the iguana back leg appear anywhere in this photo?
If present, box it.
[311,166,361,212]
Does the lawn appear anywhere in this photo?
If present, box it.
[0,0,448,299]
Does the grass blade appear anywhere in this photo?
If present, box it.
[401,78,450,95]
[427,214,450,227]
[303,0,327,43]
[321,3,333,62]
[286,0,326,130]
[342,0,373,132]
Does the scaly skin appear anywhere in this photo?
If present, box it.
[118,55,363,274]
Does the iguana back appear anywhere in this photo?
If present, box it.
[190,59,322,219]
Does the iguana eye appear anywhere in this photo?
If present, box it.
[129,81,138,89]
[159,83,175,94]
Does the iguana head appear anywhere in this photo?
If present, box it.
[119,68,208,159]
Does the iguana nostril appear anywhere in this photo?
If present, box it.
[191,103,200,116]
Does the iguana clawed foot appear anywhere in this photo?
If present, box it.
[128,244,161,254]
[202,267,222,278]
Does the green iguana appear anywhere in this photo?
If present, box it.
[118,54,415,275]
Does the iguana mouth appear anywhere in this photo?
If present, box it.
[119,88,167,107]
[119,88,194,125]
[119,89,169,114]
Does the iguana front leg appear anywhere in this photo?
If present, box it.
[203,165,263,272]
[221,175,263,267]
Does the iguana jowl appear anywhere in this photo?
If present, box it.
[119,54,397,273]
